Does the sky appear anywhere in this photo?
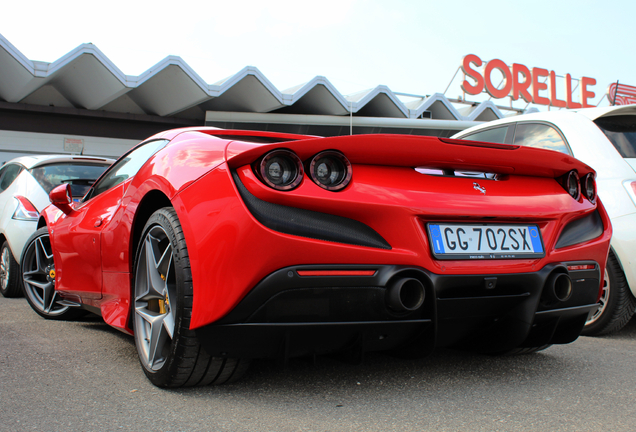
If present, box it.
[1,0,635,112]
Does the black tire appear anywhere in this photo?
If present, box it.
[133,207,249,387]
[582,251,636,336]
[20,227,85,320]
[0,241,22,298]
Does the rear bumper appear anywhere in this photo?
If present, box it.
[196,262,600,359]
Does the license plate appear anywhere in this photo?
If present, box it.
[427,223,545,260]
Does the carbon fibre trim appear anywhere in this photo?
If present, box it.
[555,210,604,249]
[232,171,391,249]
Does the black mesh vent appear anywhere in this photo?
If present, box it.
[555,210,604,249]
[232,171,391,250]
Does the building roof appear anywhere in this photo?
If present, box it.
[0,33,504,126]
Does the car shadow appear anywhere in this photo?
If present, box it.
[75,314,135,344]
[66,309,632,397]
[167,344,580,401]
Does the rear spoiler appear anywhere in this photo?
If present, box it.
[226,134,594,179]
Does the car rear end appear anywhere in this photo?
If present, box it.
[171,132,611,359]
[585,108,636,294]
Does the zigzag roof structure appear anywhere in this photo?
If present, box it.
[0,33,506,126]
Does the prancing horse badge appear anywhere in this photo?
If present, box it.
[473,182,486,195]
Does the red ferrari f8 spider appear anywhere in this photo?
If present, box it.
[22,127,611,387]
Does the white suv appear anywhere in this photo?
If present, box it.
[453,105,636,336]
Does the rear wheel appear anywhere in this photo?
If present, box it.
[133,207,249,387]
[21,227,84,320]
[0,241,21,298]
[582,251,636,336]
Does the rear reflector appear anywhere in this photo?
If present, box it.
[297,270,376,277]
[567,264,596,271]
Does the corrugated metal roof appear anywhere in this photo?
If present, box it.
[0,33,505,123]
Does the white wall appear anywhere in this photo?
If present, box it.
[0,129,140,164]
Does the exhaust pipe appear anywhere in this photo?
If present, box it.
[386,278,425,312]
[543,272,573,303]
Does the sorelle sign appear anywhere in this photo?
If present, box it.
[461,54,596,108]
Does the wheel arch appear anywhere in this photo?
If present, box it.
[130,190,173,272]
[37,216,47,230]
[0,233,15,262]
[608,242,635,296]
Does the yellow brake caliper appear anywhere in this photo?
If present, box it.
[158,273,167,314]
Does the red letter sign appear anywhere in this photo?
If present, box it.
[461,54,484,95]
[565,74,582,109]
[484,59,512,99]
[549,71,566,108]
[458,55,597,108]
[532,68,550,105]
[580,77,596,108]
[512,63,532,102]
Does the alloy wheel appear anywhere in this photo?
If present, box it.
[0,246,10,291]
[134,225,177,371]
[22,233,70,316]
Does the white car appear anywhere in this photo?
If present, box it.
[0,155,113,298]
[453,104,636,336]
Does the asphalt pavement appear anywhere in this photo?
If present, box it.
[1,295,636,432]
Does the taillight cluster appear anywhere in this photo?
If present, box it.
[582,173,596,203]
[12,196,39,221]
[255,149,352,192]
[561,170,596,203]
[258,150,303,190]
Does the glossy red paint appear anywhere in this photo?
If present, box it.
[101,272,132,334]
[49,184,73,214]
[51,182,127,299]
[227,134,589,179]
[40,127,612,334]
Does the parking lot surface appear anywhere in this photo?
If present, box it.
[2,295,636,431]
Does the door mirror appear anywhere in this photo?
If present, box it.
[49,184,74,214]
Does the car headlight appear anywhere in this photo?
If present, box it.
[258,149,303,190]
[309,151,352,191]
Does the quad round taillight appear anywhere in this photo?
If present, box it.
[258,150,303,190]
[583,173,596,203]
[566,170,580,200]
[309,151,352,191]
